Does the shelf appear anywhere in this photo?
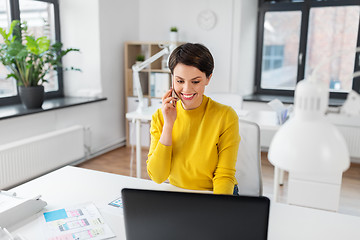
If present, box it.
[124,41,178,147]
[151,69,171,73]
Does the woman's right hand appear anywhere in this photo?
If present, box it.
[161,89,177,127]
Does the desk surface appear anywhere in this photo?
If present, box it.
[126,106,159,121]
[10,166,360,239]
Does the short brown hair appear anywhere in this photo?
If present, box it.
[168,43,214,78]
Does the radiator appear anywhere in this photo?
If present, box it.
[0,125,85,189]
[337,125,360,160]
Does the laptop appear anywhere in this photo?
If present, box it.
[121,188,270,240]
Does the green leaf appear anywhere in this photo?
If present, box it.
[37,36,50,54]
[8,41,26,58]
[9,20,20,35]
[0,28,8,43]
[25,36,39,55]
[52,42,62,50]
[0,20,81,85]
[0,20,20,45]
[66,66,82,72]
[11,21,22,43]
[7,73,18,81]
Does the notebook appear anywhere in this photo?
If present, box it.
[121,188,270,240]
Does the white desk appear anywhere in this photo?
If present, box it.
[9,166,360,239]
[126,107,157,178]
[241,110,279,132]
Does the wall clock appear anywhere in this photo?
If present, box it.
[197,10,217,31]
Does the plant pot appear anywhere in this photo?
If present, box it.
[170,32,178,43]
[18,85,45,109]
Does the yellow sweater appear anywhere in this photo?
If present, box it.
[146,96,240,195]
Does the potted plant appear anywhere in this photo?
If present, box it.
[0,20,80,109]
[170,26,178,43]
[135,54,145,65]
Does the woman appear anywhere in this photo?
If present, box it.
[146,43,240,195]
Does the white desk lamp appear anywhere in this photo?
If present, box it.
[127,43,176,178]
[268,47,360,211]
[132,43,177,113]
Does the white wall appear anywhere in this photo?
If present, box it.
[233,0,258,96]
[0,0,139,156]
[60,0,140,153]
[60,0,102,97]
[138,0,258,95]
[97,0,139,150]
[0,0,261,159]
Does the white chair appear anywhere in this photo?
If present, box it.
[236,119,263,196]
[206,92,243,113]
[207,93,263,196]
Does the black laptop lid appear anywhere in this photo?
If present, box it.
[122,188,270,240]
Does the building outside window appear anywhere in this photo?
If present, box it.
[0,0,62,105]
[262,45,285,71]
[261,10,301,91]
[256,0,360,100]
[305,6,359,93]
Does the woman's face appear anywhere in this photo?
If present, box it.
[173,63,211,110]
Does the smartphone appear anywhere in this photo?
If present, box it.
[171,81,179,107]
[171,89,179,107]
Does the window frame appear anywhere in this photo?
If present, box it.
[0,0,63,106]
[255,0,360,100]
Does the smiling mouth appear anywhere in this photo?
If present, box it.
[181,93,196,100]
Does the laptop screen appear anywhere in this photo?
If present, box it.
[122,188,270,240]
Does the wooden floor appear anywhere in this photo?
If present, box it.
[77,146,360,217]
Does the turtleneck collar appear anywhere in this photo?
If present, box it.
[177,95,209,114]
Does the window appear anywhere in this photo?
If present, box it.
[261,11,301,90]
[0,0,16,98]
[263,45,284,71]
[256,0,360,99]
[305,6,359,93]
[19,0,58,92]
[0,0,62,106]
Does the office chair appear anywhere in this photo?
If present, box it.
[207,93,263,196]
[236,119,263,196]
[206,92,243,114]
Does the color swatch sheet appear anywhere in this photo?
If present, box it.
[41,202,115,240]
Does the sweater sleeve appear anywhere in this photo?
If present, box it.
[213,108,240,195]
[146,110,172,183]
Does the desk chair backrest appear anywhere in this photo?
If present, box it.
[206,92,243,113]
[236,119,263,196]
[207,93,262,196]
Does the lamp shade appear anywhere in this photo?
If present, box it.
[268,78,350,173]
[268,116,350,173]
